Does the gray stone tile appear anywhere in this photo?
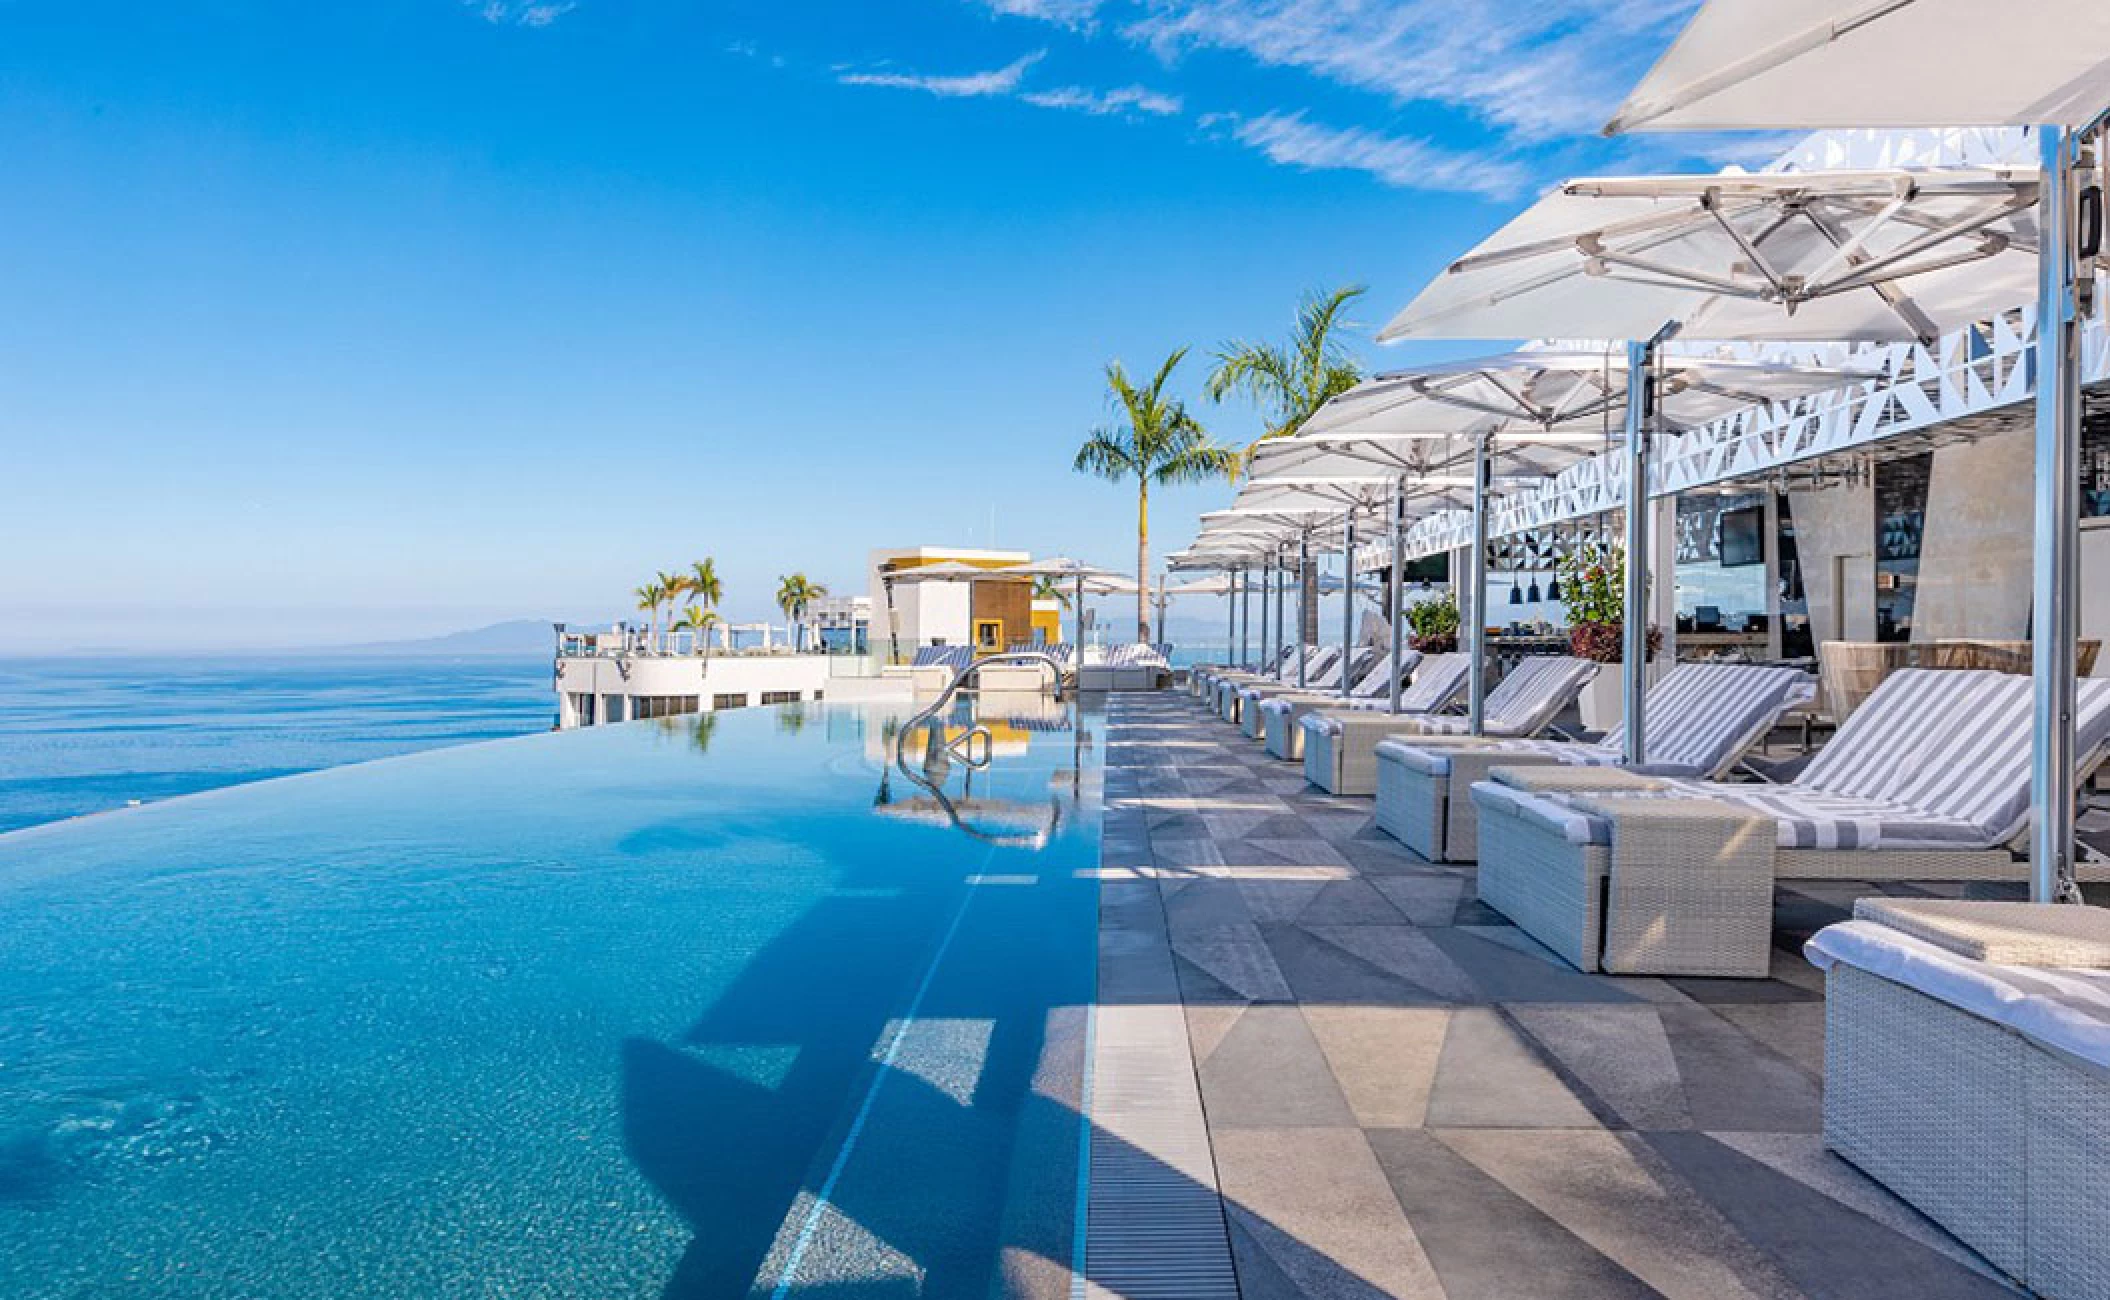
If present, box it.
[1711,1002,1826,1080]
[1424,928,1644,1006]
[1371,874,1469,927]
[1643,1133,2021,1300]
[1243,835,1353,867]
[1712,1132,2014,1284]
[1195,1006,1358,1128]
[1174,926,1295,1005]
[1366,1128,1659,1299]
[1299,925,1483,1003]
[1437,1129,1793,1300]
[1658,1005,1822,1134]
[1294,878,1408,926]
[1425,1009,1600,1129]
[1303,1006,1449,1129]
[1151,835,1226,871]
[1261,922,1460,1007]
[1163,879,1257,939]
[1507,1005,1693,1131]
[1215,1127,1446,1298]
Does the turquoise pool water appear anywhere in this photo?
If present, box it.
[0,697,1102,1297]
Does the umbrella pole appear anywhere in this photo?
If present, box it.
[1260,555,1273,671]
[1073,574,1085,679]
[1622,336,1663,767]
[1226,568,1239,668]
[1340,509,1357,701]
[1468,433,1491,735]
[1297,531,1312,688]
[1240,563,1252,668]
[1389,479,1406,715]
[2032,123,2089,904]
[1276,544,1289,673]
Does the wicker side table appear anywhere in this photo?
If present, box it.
[1570,793,1776,977]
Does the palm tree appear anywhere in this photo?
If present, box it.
[776,574,827,653]
[687,559,723,611]
[1073,347,1241,641]
[1204,284,1367,457]
[1206,285,1368,641]
[1031,575,1071,610]
[676,603,722,657]
[634,581,666,651]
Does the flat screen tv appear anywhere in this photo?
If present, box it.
[1719,505,1765,568]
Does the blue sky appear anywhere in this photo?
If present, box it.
[0,0,1764,651]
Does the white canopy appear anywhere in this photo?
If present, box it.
[1380,169,2038,346]
[1606,1,2110,135]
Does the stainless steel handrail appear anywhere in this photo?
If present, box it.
[893,650,1067,774]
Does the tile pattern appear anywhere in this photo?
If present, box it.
[1096,690,2028,1300]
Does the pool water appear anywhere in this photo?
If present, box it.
[0,697,1102,1298]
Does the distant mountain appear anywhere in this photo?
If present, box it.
[314,619,565,657]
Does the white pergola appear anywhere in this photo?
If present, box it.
[1602,0,2110,899]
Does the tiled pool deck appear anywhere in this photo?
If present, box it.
[1087,690,2026,1300]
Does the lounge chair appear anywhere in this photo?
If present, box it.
[1191,645,1287,698]
[1374,662,1814,862]
[1806,899,2110,1300]
[1301,655,1595,796]
[1254,650,1424,759]
[1193,644,1295,704]
[1471,668,2110,977]
[1081,643,1173,691]
[901,644,976,693]
[1220,647,1339,724]
[1233,647,1376,738]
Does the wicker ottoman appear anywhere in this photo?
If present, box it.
[1301,711,1443,795]
[1374,737,1576,863]
[1260,696,1342,760]
[1813,905,2110,1299]
[1471,766,1775,977]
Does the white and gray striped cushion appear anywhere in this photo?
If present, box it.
[1602,662,1815,776]
[910,645,975,671]
[1397,653,1471,714]
[1800,668,2110,844]
[1420,656,1596,738]
[1105,643,1170,669]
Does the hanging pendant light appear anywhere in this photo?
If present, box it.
[1508,573,1523,605]
[1547,573,1562,601]
[1527,578,1541,603]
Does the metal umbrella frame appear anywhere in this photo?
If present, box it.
[1379,173,2033,764]
[1602,0,2110,898]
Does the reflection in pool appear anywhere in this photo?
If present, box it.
[0,696,1102,1298]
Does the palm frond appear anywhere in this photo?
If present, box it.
[1073,428,1137,480]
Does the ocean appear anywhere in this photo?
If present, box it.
[0,656,555,834]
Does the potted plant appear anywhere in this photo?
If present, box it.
[1405,592,1461,654]
[1557,543,1661,732]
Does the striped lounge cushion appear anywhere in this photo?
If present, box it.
[1797,668,2110,845]
[1419,656,1595,738]
[1400,662,1811,777]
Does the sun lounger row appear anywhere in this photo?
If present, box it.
[1301,655,1599,794]
[1469,669,2110,976]
[1374,661,1815,862]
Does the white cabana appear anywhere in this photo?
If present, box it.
[1601,0,2110,900]
[1381,168,2038,762]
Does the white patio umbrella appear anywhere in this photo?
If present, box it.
[1381,167,2039,762]
[1601,0,2110,899]
[1275,349,1870,726]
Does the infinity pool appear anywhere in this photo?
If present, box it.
[0,697,1102,1298]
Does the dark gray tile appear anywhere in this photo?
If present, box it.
[1643,1133,2020,1300]
[1658,1005,1821,1134]
[1366,1128,1661,1299]
[1194,1007,1357,1128]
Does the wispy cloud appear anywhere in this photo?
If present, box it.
[1022,84,1182,116]
[838,51,1047,99]
[970,0,1109,31]
[1227,111,1530,199]
[472,0,576,27]
[971,0,1698,139]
